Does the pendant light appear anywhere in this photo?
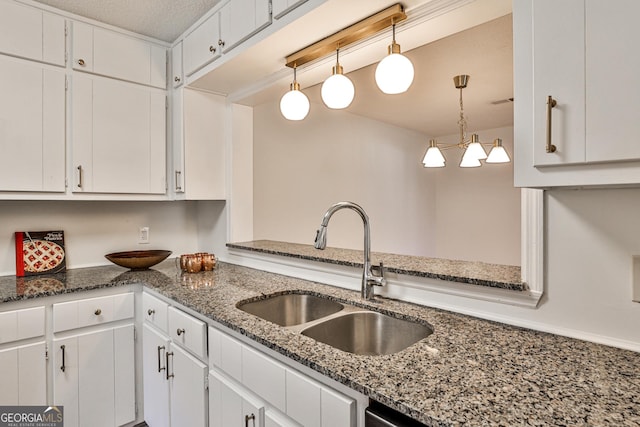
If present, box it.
[486,139,511,163]
[280,66,310,121]
[375,24,414,94]
[321,49,355,109]
[422,140,445,167]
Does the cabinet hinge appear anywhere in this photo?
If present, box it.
[133,326,137,341]
[204,374,209,391]
[65,76,68,91]
[64,22,68,36]
[165,96,168,110]
[45,345,49,361]
[269,1,273,15]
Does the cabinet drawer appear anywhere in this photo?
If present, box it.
[53,292,134,332]
[242,345,286,412]
[143,292,169,333]
[0,306,45,344]
[168,307,206,359]
[209,326,242,382]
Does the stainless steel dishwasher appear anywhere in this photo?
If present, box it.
[364,401,428,427]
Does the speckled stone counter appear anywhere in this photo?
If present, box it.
[227,240,525,291]
[1,261,638,426]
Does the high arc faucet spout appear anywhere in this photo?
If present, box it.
[313,201,385,300]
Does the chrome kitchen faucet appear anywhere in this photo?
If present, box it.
[314,201,386,300]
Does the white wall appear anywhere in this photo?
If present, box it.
[0,200,224,275]
[253,101,520,265]
[432,126,521,265]
[253,100,438,257]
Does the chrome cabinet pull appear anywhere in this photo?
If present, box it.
[157,345,166,373]
[77,165,83,188]
[245,414,255,427]
[60,345,66,372]
[166,351,174,380]
[94,308,102,316]
[546,95,557,153]
[209,45,216,53]
[77,58,85,66]
[218,39,225,47]
[176,328,185,336]
[174,76,181,83]
[148,308,155,316]
[175,170,182,191]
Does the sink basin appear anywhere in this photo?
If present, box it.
[301,311,432,355]
[238,293,344,326]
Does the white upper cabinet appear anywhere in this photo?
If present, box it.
[272,0,307,19]
[72,21,167,88]
[514,0,640,187]
[183,12,221,76]
[72,74,166,194]
[0,0,65,66]
[219,0,272,53]
[0,56,65,193]
[183,0,272,77]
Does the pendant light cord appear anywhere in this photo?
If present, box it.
[458,87,467,146]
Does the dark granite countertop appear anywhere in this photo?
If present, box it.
[227,240,525,291]
[1,261,638,426]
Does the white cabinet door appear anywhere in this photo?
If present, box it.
[0,56,65,192]
[209,370,265,427]
[181,88,226,199]
[242,346,286,412]
[72,22,166,88]
[320,386,355,427]
[183,13,221,76]
[272,0,307,19]
[0,1,65,65]
[285,369,320,427]
[172,42,183,88]
[72,74,166,194]
[219,0,271,52]
[531,0,585,167]
[585,0,640,163]
[143,324,171,427]
[53,326,135,427]
[0,341,46,405]
[168,344,208,427]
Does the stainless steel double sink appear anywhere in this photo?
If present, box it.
[237,292,433,356]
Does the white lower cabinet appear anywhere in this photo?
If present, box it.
[0,341,47,405]
[142,304,208,427]
[52,325,135,427]
[208,326,356,427]
[209,369,265,427]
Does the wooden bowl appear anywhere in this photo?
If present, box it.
[105,250,172,270]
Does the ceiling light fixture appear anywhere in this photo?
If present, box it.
[375,23,414,94]
[280,4,407,120]
[279,66,310,121]
[422,75,511,168]
[321,49,355,109]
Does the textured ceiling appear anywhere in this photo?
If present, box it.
[32,0,221,42]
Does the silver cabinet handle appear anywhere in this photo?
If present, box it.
[209,45,216,53]
[147,308,155,316]
[546,95,557,153]
[166,351,174,380]
[174,76,181,82]
[175,170,182,191]
[176,328,185,336]
[157,345,166,373]
[218,39,225,47]
[94,308,102,316]
[245,414,255,427]
[77,58,85,66]
[60,345,66,372]
[77,165,83,188]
